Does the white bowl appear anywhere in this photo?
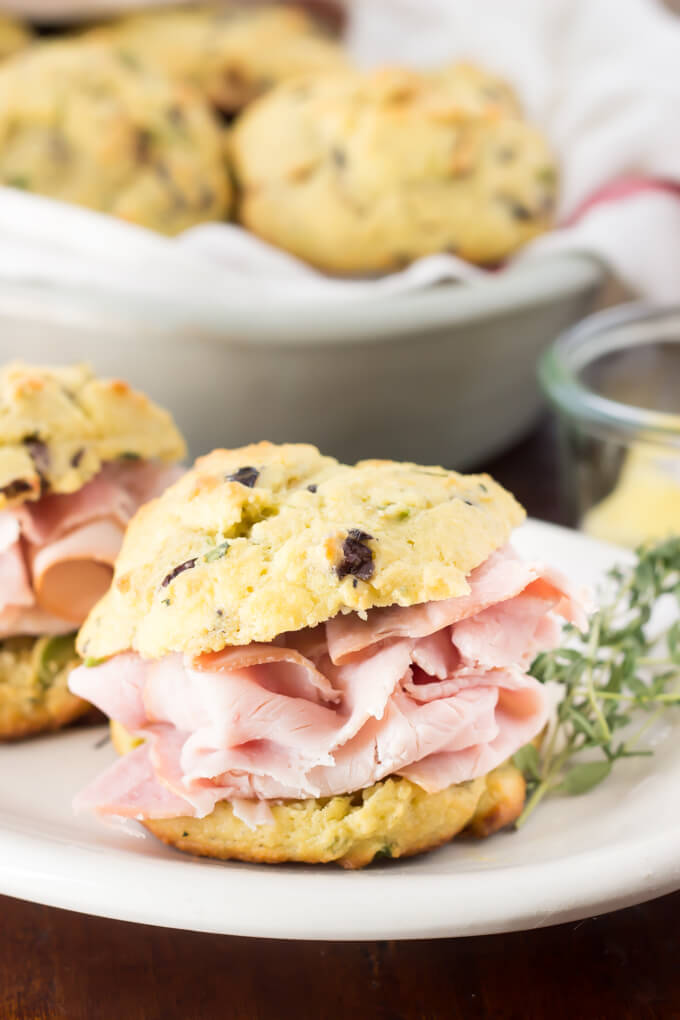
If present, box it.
[0,253,604,466]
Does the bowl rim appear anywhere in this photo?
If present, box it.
[0,252,604,348]
[539,302,680,443]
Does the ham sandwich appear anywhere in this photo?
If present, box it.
[70,545,585,828]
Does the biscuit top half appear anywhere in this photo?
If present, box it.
[77,442,524,661]
[0,362,186,509]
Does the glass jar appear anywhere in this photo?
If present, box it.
[540,304,680,547]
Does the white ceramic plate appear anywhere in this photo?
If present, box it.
[0,520,678,940]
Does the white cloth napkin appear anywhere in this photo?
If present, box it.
[0,0,678,304]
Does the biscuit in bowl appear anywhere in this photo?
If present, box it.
[230,66,557,273]
[0,41,232,234]
[84,4,350,116]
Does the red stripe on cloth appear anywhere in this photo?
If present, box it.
[566,177,680,225]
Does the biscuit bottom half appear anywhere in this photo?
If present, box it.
[0,634,86,740]
[111,721,525,869]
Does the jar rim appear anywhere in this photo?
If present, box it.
[540,303,680,443]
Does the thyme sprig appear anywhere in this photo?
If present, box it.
[514,537,680,828]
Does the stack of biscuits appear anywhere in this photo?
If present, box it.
[0,3,558,268]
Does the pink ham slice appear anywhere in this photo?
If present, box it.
[73,742,192,820]
[0,460,182,634]
[325,546,588,665]
[70,544,585,824]
[31,518,125,623]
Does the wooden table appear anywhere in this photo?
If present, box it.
[2,418,679,1020]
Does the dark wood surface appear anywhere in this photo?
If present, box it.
[2,418,679,1020]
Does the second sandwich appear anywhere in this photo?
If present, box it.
[0,362,185,739]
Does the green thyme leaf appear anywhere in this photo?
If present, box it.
[512,743,541,782]
[515,537,680,828]
[554,760,612,796]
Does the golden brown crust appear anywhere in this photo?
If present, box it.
[0,13,32,63]
[0,41,231,234]
[0,362,186,509]
[430,61,522,117]
[111,721,524,868]
[78,442,524,659]
[0,635,87,740]
[83,5,350,114]
[231,66,557,273]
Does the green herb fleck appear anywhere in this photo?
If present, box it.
[34,633,77,690]
[374,844,394,860]
[205,540,230,563]
[536,166,557,186]
[7,175,30,190]
[161,598,171,607]
[119,451,141,461]
[84,656,107,668]
[515,537,680,828]
[117,50,140,70]
[181,831,189,838]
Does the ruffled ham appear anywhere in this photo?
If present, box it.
[0,460,182,635]
[70,544,586,824]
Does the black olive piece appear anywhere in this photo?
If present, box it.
[48,132,71,163]
[496,195,533,221]
[24,436,49,474]
[307,484,318,493]
[134,129,154,163]
[337,530,374,582]
[0,479,32,499]
[71,448,85,468]
[199,187,216,212]
[167,105,186,127]
[227,466,259,488]
[161,558,198,588]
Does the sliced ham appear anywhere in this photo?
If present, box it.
[0,460,182,635]
[31,518,124,622]
[325,547,540,664]
[194,644,341,705]
[0,518,33,614]
[0,606,77,639]
[71,544,586,824]
[73,743,192,820]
